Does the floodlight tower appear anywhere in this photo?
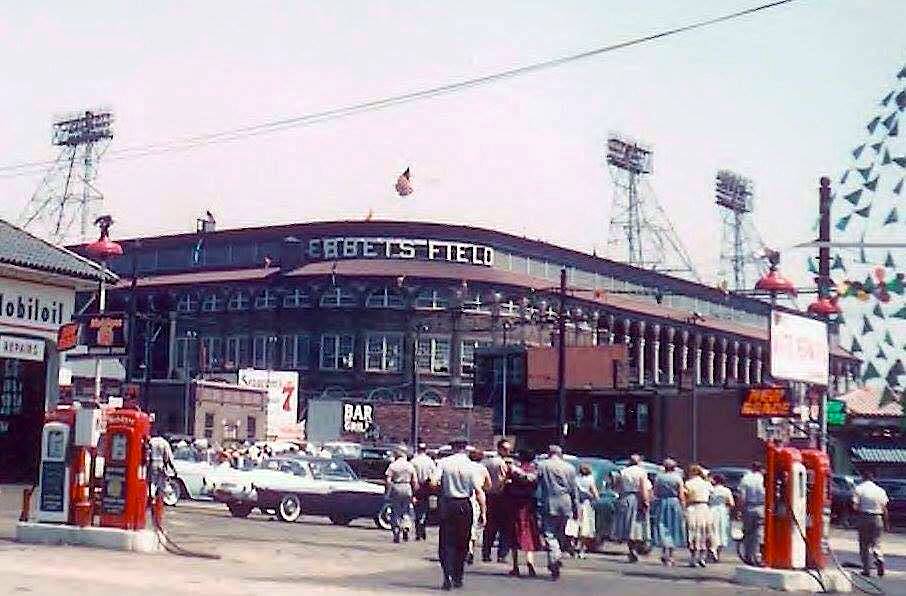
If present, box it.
[19,110,114,243]
[715,169,767,290]
[605,133,700,281]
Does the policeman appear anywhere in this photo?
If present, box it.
[385,446,418,543]
[853,470,889,577]
[431,437,487,591]
[410,442,437,541]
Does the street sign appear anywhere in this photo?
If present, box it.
[741,387,792,418]
[826,399,846,427]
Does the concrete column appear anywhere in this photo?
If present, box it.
[694,334,703,385]
[743,343,752,384]
[719,337,728,385]
[707,336,716,385]
[637,320,646,386]
[652,324,661,385]
[755,345,763,384]
[666,327,676,385]
[681,329,690,377]
[731,340,739,383]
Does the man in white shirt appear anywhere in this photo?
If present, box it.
[853,470,889,577]
[410,442,437,541]
[431,437,487,591]
[385,446,418,543]
[613,453,652,563]
[737,461,766,566]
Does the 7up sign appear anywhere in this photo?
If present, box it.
[238,369,300,440]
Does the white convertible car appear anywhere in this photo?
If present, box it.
[212,456,391,529]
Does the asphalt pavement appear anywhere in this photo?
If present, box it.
[3,488,906,595]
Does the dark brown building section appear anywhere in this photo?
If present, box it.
[339,402,494,448]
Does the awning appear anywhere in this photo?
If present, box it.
[851,446,906,464]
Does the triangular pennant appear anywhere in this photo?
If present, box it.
[880,385,898,407]
[891,121,899,137]
[885,252,896,268]
[863,315,874,334]
[840,169,850,184]
[894,178,904,194]
[851,337,863,353]
[868,117,881,134]
[872,141,884,153]
[844,189,862,205]
[882,90,895,106]
[884,330,896,346]
[883,149,893,164]
[863,362,881,381]
[836,215,851,231]
[885,207,899,225]
[884,111,898,130]
[876,347,887,360]
[864,177,879,192]
[889,274,906,294]
[893,306,906,320]
[893,157,906,168]
[853,144,866,159]
[898,65,906,79]
[855,205,872,217]
[832,254,845,270]
[891,359,906,377]
[857,166,874,181]
[873,303,885,318]
[897,88,906,110]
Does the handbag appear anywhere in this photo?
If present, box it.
[564,517,580,538]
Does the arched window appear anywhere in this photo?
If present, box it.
[368,387,399,402]
[227,290,250,311]
[414,288,449,310]
[176,293,198,313]
[201,292,224,312]
[419,389,443,406]
[320,286,357,308]
[254,288,278,310]
[365,287,404,309]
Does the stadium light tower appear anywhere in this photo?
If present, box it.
[715,169,767,291]
[605,133,700,281]
[19,110,114,243]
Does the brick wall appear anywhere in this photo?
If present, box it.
[339,402,494,449]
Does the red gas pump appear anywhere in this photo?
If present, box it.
[764,442,807,570]
[800,449,831,570]
[99,408,151,530]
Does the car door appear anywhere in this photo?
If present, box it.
[172,452,212,499]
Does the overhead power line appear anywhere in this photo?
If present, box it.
[0,0,799,179]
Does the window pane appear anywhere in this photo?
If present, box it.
[614,402,626,431]
[637,403,649,433]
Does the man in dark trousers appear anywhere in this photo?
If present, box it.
[482,438,512,562]
[431,437,487,590]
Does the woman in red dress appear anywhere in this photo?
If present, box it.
[505,449,542,577]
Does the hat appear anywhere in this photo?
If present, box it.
[449,436,469,448]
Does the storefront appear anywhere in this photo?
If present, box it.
[0,220,112,482]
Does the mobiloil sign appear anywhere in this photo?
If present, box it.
[0,288,67,329]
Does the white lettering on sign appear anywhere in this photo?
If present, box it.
[0,335,45,362]
[770,311,829,386]
[0,278,73,334]
[342,402,374,434]
[306,237,494,267]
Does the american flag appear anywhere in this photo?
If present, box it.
[395,167,413,196]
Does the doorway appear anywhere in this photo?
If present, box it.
[0,357,46,483]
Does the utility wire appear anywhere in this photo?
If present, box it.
[0,0,799,179]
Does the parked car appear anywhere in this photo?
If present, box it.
[341,445,395,483]
[214,456,391,528]
[830,474,859,528]
[874,479,906,526]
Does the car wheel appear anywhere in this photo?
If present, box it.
[374,502,392,530]
[228,503,253,518]
[277,494,302,523]
[329,514,352,526]
[161,479,181,507]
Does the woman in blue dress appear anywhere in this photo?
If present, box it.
[708,474,735,562]
[652,458,686,566]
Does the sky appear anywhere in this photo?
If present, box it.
[1,0,904,286]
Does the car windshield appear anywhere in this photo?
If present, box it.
[309,459,357,480]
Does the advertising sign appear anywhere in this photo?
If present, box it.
[769,311,829,386]
[77,313,128,349]
[0,335,45,362]
[238,369,299,439]
[740,387,792,418]
[342,402,374,433]
[0,277,73,335]
[307,237,494,267]
[57,322,80,351]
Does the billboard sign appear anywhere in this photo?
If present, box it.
[238,369,300,439]
[770,311,829,386]
[740,387,792,418]
[342,402,374,434]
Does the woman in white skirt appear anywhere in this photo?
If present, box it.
[684,465,714,568]
[708,474,735,562]
[575,464,600,558]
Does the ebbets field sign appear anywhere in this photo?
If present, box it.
[740,387,792,418]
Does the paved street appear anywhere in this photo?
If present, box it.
[4,489,906,595]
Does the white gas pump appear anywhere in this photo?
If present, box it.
[36,422,71,523]
[790,461,808,569]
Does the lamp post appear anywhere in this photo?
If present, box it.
[556,268,568,445]
[84,215,123,402]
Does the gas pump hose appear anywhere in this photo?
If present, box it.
[148,474,221,560]
[781,492,883,595]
